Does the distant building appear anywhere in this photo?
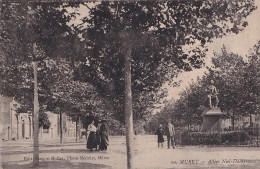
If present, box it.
[0,96,33,141]
[0,96,82,141]
[39,111,59,139]
[39,112,81,140]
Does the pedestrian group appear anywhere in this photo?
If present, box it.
[86,119,109,151]
[156,119,175,149]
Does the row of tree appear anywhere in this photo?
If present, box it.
[0,1,256,168]
[146,41,260,132]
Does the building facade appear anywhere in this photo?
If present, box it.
[0,96,82,141]
[0,96,33,141]
[39,112,81,140]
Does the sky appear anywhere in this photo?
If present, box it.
[166,0,260,101]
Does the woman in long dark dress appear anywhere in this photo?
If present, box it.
[87,120,97,151]
[96,120,102,151]
[99,120,109,151]
[156,124,164,148]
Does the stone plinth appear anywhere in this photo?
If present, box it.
[202,108,224,132]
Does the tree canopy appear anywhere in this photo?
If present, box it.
[0,2,82,113]
[0,2,122,132]
[149,41,260,130]
[0,0,257,124]
[74,1,256,123]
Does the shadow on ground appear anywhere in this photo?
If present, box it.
[1,148,113,156]
[2,161,112,169]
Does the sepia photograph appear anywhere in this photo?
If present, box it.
[0,0,260,168]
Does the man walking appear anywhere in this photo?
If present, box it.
[166,119,175,149]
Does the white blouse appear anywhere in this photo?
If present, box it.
[87,124,97,132]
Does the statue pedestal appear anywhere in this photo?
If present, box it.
[202,108,224,132]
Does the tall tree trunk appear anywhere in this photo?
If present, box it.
[78,116,81,139]
[60,109,63,144]
[16,114,19,140]
[232,110,235,131]
[124,46,134,169]
[249,113,252,126]
[32,59,39,168]
[188,113,191,131]
[76,114,78,142]
[10,108,12,139]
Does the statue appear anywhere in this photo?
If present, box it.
[207,80,219,108]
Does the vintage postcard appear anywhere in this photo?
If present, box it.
[1,0,260,169]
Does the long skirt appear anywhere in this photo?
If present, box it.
[87,131,96,149]
[99,132,109,151]
[96,133,101,146]
[157,134,164,143]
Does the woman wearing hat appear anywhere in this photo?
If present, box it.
[95,120,102,151]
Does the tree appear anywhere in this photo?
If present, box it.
[243,41,260,124]
[170,48,247,129]
[0,2,80,167]
[167,44,258,130]
[144,99,176,134]
[155,77,208,130]
[0,1,257,168]
[45,57,109,142]
[39,111,51,129]
[210,47,247,129]
[75,1,256,168]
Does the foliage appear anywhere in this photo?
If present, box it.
[0,2,102,119]
[0,1,257,127]
[39,111,51,129]
[145,78,209,131]
[209,42,260,119]
[211,47,247,117]
[181,131,250,145]
[0,2,78,112]
[74,1,256,123]
[143,99,175,133]
[243,41,260,115]
[0,2,119,125]
[150,41,260,130]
